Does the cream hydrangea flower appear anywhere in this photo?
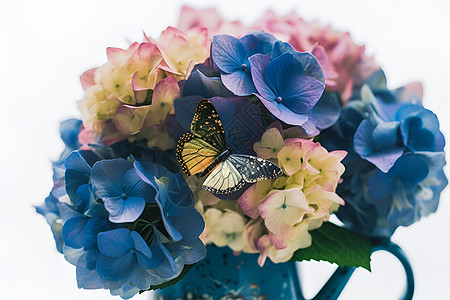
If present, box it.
[155,26,210,81]
[256,221,311,266]
[277,139,307,176]
[78,41,164,135]
[185,174,221,211]
[253,127,285,159]
[258,188,313,235]
[202,208,247,252]
[77,27,209,149]
[238,126,346,264]
[238,179,273,219]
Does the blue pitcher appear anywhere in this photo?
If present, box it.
[153,239,414,299]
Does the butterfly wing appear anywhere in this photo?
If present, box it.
[176,99,227,176]
[202,160,246,194]
[176,133,221,176]
[202,155,283,194]
[229,154,283,183]
[190,98,227,151]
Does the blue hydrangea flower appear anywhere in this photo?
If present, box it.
[97,228,162,290]
[353,85,445,172]
[353,118,404,173]
[398,104,445,152]
[249,52,325,126]
[38,136,207,298]
[35,194,66,252]
[90,158,157,223]
[182,64,233,99]
[322,70,447,237]
[63,214,115,289]
[38,118,84,237]
[338,152,447,237]
[135,162,204,241]
[54,118,83,167]
[70,160,207,297]
[271,40,325,82]
[211,31,277,95]
[65,150,100,213]
[134,161,206,249]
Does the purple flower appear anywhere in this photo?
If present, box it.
[211,32,277,95]
[249,52,325,126]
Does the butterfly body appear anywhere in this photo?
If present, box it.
[176,99,283,194]
[201,148,232,177]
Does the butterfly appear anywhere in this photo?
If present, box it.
[176,98,283,194]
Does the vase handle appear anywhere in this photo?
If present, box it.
[370,239,415,300]
[297,239,415,300]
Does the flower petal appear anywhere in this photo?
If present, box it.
[221,70,256,96]
[211,35,246,73]
[249,54,276,100]
[115,105,150,136]
[91,158,132,198]
[62,216,89,249]
[97,228,133,257]
[97,252,134,282]
[104,196,146,223]
[255,94,309,125]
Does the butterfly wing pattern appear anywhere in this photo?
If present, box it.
[176,99,227,176]
[202,154,283,194]
[176,132,220,176]
[230,154,283,183]
[176,99,283,194]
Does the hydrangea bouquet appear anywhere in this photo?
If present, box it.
[36,6,447,299]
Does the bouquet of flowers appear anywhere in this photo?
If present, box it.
[36,6,447,299]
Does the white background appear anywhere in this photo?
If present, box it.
[1,1,449,299]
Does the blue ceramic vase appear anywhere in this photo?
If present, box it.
[153,239,414,300]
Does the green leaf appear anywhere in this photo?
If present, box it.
[291,222,372,271]
[139,264,195,293]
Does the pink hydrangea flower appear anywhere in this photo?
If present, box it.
[238,180,273,219]
[177,5,248,38]
[177,6,223,34]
